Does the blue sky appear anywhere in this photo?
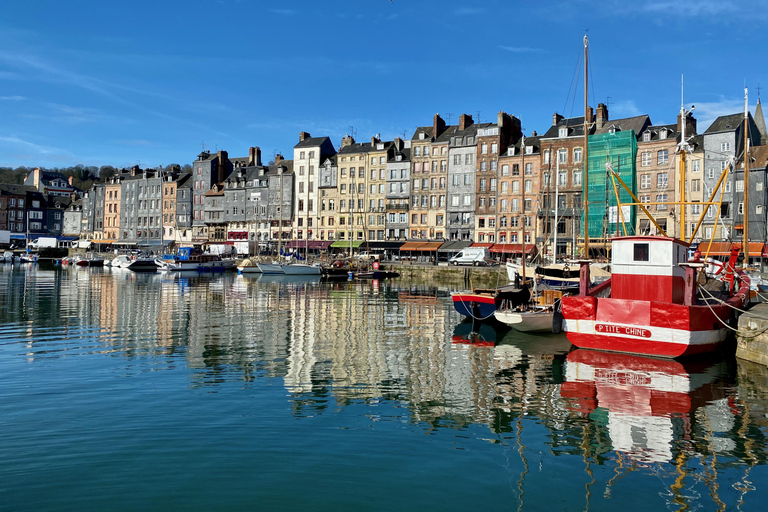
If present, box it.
[1,0,766,169]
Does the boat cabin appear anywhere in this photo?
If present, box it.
[610,236,689,303]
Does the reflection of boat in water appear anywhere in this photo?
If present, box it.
[451,321,508,347]
[561,349,728,463]
[256,274,321,284]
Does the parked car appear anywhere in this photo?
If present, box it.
[449,247,490,266]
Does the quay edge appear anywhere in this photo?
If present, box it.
[736,302,768,366]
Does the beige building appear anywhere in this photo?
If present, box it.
[292,133,336,242]
[410,114,446,240]
[104,181,121,240]
[366,137,392,241]
[337,136,371,244]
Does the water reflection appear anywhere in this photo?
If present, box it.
[1,265,767,510]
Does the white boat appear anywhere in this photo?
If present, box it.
[494,307,555,332]
[156,258,199,271]
[237,258,262,274]
[257,262,285,275]
[1,251,14,263]
[111,255,133,268]
[282,263,321,275]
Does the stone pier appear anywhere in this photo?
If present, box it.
[736,303,768,366]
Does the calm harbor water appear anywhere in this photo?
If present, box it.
[1,264,767,511]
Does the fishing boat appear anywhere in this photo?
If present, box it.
[560,60,752,357]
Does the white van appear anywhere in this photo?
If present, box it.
[449,247,489,266]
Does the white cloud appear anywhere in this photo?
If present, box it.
[499,46,546,54]
[689,97,746,130]
[610,100,642,118]
[269,9,295,15]
[0,95,25,101]
[0,135,64,155]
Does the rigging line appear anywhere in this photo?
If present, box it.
[563,47,583,119]
[588,43,597,112]
[695,285,768,336]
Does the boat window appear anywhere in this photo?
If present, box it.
[633,243,649,261]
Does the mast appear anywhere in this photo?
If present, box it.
[521,135,526,282]
[278,164,284,259]
[554,156,559,263]
[679,76,687,239]
[743,86,750,265]
[583,34,590,259]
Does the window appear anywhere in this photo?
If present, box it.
[491,143,498,154]
[738,202,744,215]
[757,205,763,215]
[544,150,550,164]
[501,164,509,176]
[465,154,473,165]
[558,128,568,137]
[657,173,668,189]
[688,179,700,193]
[558,172,567,186]
[657,150,669,165]
[656,194,668,210]
[691,160,700,172]
[558,149,567,163]
[634,243,650,261]
[757,181,764,192]
[736,180,744,192]
[642,131,651,142]
[573,171,582,185]
[573,148,582,162]
[641,174,651,189]
[641,152,652,167]
[721,142,731,151]
[481,144,488,154]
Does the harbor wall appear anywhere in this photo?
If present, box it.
[736,303,768,366]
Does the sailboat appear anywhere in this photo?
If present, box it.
[258,164,287,274]
[559,43,751,358]
[495,135,560,332]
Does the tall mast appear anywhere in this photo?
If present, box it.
[679,76,686,239]
[278,164,284,258]
[744,86,750,265]
[583,34,590,258]
[554,156,560,263]
[521,135,526,282]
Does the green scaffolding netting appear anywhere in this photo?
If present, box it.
[585,131,637,239]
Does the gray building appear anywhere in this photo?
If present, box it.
[701,112,761,241]
[191,150,232,242]
[175,174,193,241]
[446,115,478,241]
[63,200,83,237]
[119,168,163,245]
[385,140,410,240]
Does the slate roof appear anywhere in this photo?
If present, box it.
[0,184,35,195]
[595,115,651,136]
[175,173,192,189]
[195,151,217,161]
[294,136,332,149]
[540,116,588,139]
[705,113,745,134]
[410,126,435,141]
[337,141,373,155]
[639,123,678,142]
[389,147,410,163]
[748,144,768,170]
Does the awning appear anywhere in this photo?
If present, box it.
[91,239,114,244]
[57,235,79,241]
[471,242,494,248]
[700,241,765,257]
[413,241,442,251]
[329,240,363,248]
[438,240,472,252]
[10,234,26,240]
[367,241,406,250]
[399,241,426,251]
[490,243,537,254]
[286,240,333,249]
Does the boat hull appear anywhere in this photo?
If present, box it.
[561,296,735,357]
[451,293,499,321]
[237,265,262,274]
[495,309,554,333]
[282,264,321,275]
[127,259,159,272]
[258,263,285,275]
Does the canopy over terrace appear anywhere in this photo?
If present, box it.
[699,241,766,258]
[490,243,538,257]
[398,240,443,261]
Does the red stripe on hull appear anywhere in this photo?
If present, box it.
[565,331,720,358]
[451,294,496,305]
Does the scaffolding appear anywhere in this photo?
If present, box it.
[585,131,638,241]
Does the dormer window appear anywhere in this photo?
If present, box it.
[659,129,668,140]
[525,146,533,155]
[419,132,426,140]
[609,126,617,134]
[377,143,384,150]
[396,155,402,161]
[642,131,651,142]
[559,128,568,137]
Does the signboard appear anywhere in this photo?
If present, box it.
[596,323,651,338]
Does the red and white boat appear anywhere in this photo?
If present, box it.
[560,236,750,357]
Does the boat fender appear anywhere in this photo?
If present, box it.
[552,299,563,334]
[563,264,571,280]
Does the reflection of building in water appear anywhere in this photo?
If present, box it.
[98,272,118,333]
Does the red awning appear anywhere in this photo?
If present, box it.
[413,242,443,251]
[490,243,537,254]
[399,241,426,251]
[701,241,765,257]
[470,242,493,248]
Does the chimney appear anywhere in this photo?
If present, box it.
[217,150,229,183]
[553,113,564,126]
[341,135,355,148]
[433,113,446,138]
[131,165,138,176]
[458,113,473,130]
[68,176,74,186]
[249,146,262,166]
[299,132,311,142]
[33,167,41,188]
[371,135,380,145]
[596,103,608,129]
[677,112,697,137]
[585,107,595,127]
[531,130,537,136]
[274,154,284,164]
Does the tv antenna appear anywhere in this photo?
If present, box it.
[348,125,357,139]
[445,112,454,125]
[476,111,481,123]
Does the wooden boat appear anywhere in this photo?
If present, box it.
[451,286,530,322]
[495,306,555,333]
